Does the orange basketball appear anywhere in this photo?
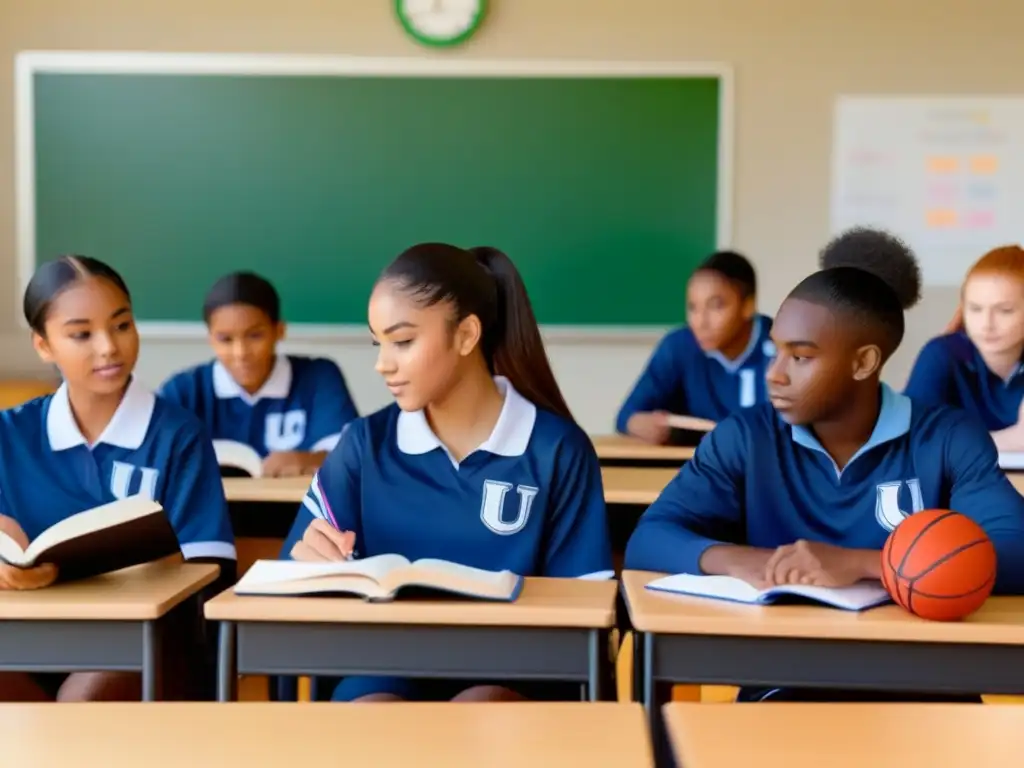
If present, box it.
[881,509,996,621]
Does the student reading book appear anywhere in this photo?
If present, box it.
[235,555,522,602]
[0,495,178,581]
[281,243,613,704]
[625,228,1024,703]
[158,272,359,478]
[645,573,890,611]
[0,255,236,704]
[616,251,774,446]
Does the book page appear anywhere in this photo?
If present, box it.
[236,554,411,588]
[408,558,513,585]
[0,530,27,566]
[646,573,761,603]
[23,496,163,564]
[213,440,264,477]
[768,581,890,610]
[999,451,1024,470]
[665,414,716,432]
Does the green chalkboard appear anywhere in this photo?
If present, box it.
[30,66,725,327]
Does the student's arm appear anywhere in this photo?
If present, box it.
[305,359,360,454]
[944,412,1024,595]
[624,418,765,576]
[615,333,687,442]
[541,434,614,579]
[280,421,364,560]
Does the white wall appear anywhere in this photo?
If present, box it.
[3,0,1017,431]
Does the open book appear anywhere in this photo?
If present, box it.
[214,440,263,477]
[646,573,891,612]
[665,414,716,432]
[0,496,180,582]
[235,554,524,602]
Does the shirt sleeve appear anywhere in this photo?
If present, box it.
[541,432,614,579]
[624,416,747,574]
[616,332,688,433]
[305,360,360,453]
[943,411,1024,594]
[903,339,956,409]
[162,426,236,561]
[280,420,364,558]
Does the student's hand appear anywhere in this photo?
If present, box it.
[626,411,672,445]
[764,540,875,588]
[290,519,356,562]
[0,515,58,591]
[703,545,772,589]
[262,451,326,478]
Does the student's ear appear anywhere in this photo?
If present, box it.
[454,313,483,357]
[274,321,287,343]
[851,343,883,381]
[31,331,55,365]
[740,295,756,321]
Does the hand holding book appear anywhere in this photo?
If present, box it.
[0,515,57,590]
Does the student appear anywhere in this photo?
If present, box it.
[624,228,1024,703]
[616,250,774,445]
[281,242,613,703]
[159,272,358,477]
[0,255,236,702]
[904,246,1024,450]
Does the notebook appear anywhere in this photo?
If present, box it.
[645,573,891,611]
[234,554,524,603]
[0,495,180,582]
[214,440,264,477]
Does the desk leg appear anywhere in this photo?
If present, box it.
[642,633,674,768]
[588,628,614,701]
[217,621,236,702]
[142,619,162,702]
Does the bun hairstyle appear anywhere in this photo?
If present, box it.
[23,255,131,334]
[695,249,757,299]
[202,271,281,324]
[787,227,922,358]
[378,243,573,421]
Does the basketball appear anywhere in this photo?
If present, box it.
[881,509,996,621]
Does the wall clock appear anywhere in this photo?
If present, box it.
[395,0,487,48]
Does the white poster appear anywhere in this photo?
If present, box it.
[831,96,1024,286]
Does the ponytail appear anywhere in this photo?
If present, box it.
[469,247,573,421]
[378,242,574,422]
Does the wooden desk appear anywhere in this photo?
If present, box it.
[206,577,618,702]
[0,560,218,701]
[622,570,1024,761]
[592,435,695,465]
[663,702,1020,767]
[225,470,677,507]
[0,702,652,768]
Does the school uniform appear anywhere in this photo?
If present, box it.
[158,355,358,456]
[625,384,1024,702]
[280,376,614,701]
[615,314,775,435]
[0,377,236,698]
[904,332,1024,431]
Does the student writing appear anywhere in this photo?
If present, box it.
[904,246,1024,451]
[616,250,774,444]
[0,256,236,702]
[159,272,359,477]
[625,229,1024,702]
[281,243,613,703]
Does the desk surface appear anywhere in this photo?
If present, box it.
[206,575,618,627]
[0,702,652,768]
[0,560,218,621]
[663,702,1020,767]
[591,434,695,462]
[622,570,1024,644]
[225,468,677,507]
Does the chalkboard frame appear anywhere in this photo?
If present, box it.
[15,51,734,342]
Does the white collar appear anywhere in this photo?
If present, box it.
[212,355,292,405]
[47,376,156,451]
[397,376,537,461]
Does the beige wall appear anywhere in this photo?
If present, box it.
[0,0,1017,431]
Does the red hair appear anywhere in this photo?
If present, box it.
[945,245,1024,332]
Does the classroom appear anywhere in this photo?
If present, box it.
[1,2,1024,767]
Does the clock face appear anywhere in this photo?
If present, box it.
[395,0,486,47]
